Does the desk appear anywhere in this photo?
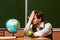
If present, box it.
[16,37,50,40]
[0,37,50,40]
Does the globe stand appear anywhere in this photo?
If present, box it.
[12,33,15,36]
[12,32,17,36]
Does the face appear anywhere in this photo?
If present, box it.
[32,15,41,25]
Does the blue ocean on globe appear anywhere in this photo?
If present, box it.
[6,19,20,33]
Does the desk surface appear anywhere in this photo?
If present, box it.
[16,37,50,40]
[0,37,50,40]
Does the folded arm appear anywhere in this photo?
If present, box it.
[33,23,52,37]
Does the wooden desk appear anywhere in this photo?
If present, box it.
[0,37,50,40]
[16,37,50,40]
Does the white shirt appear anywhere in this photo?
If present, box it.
[24,22,52,37]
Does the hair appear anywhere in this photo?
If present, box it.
[34,10,44,22]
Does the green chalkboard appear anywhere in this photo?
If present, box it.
[0,0,60,28]
[28,0,60,28]
[0,0,25,28]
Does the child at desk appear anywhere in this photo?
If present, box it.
[24,10,52,40]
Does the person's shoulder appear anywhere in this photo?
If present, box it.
[44,21,52,28]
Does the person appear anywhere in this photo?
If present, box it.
[24,10,52,40]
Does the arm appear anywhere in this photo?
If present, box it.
[24,11,35,35]
[33,23,52,37]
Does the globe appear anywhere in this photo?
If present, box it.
[6,19,20,33]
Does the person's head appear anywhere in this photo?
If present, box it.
[32,10,44,25]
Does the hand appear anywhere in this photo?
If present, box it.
[29,11,35,21]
